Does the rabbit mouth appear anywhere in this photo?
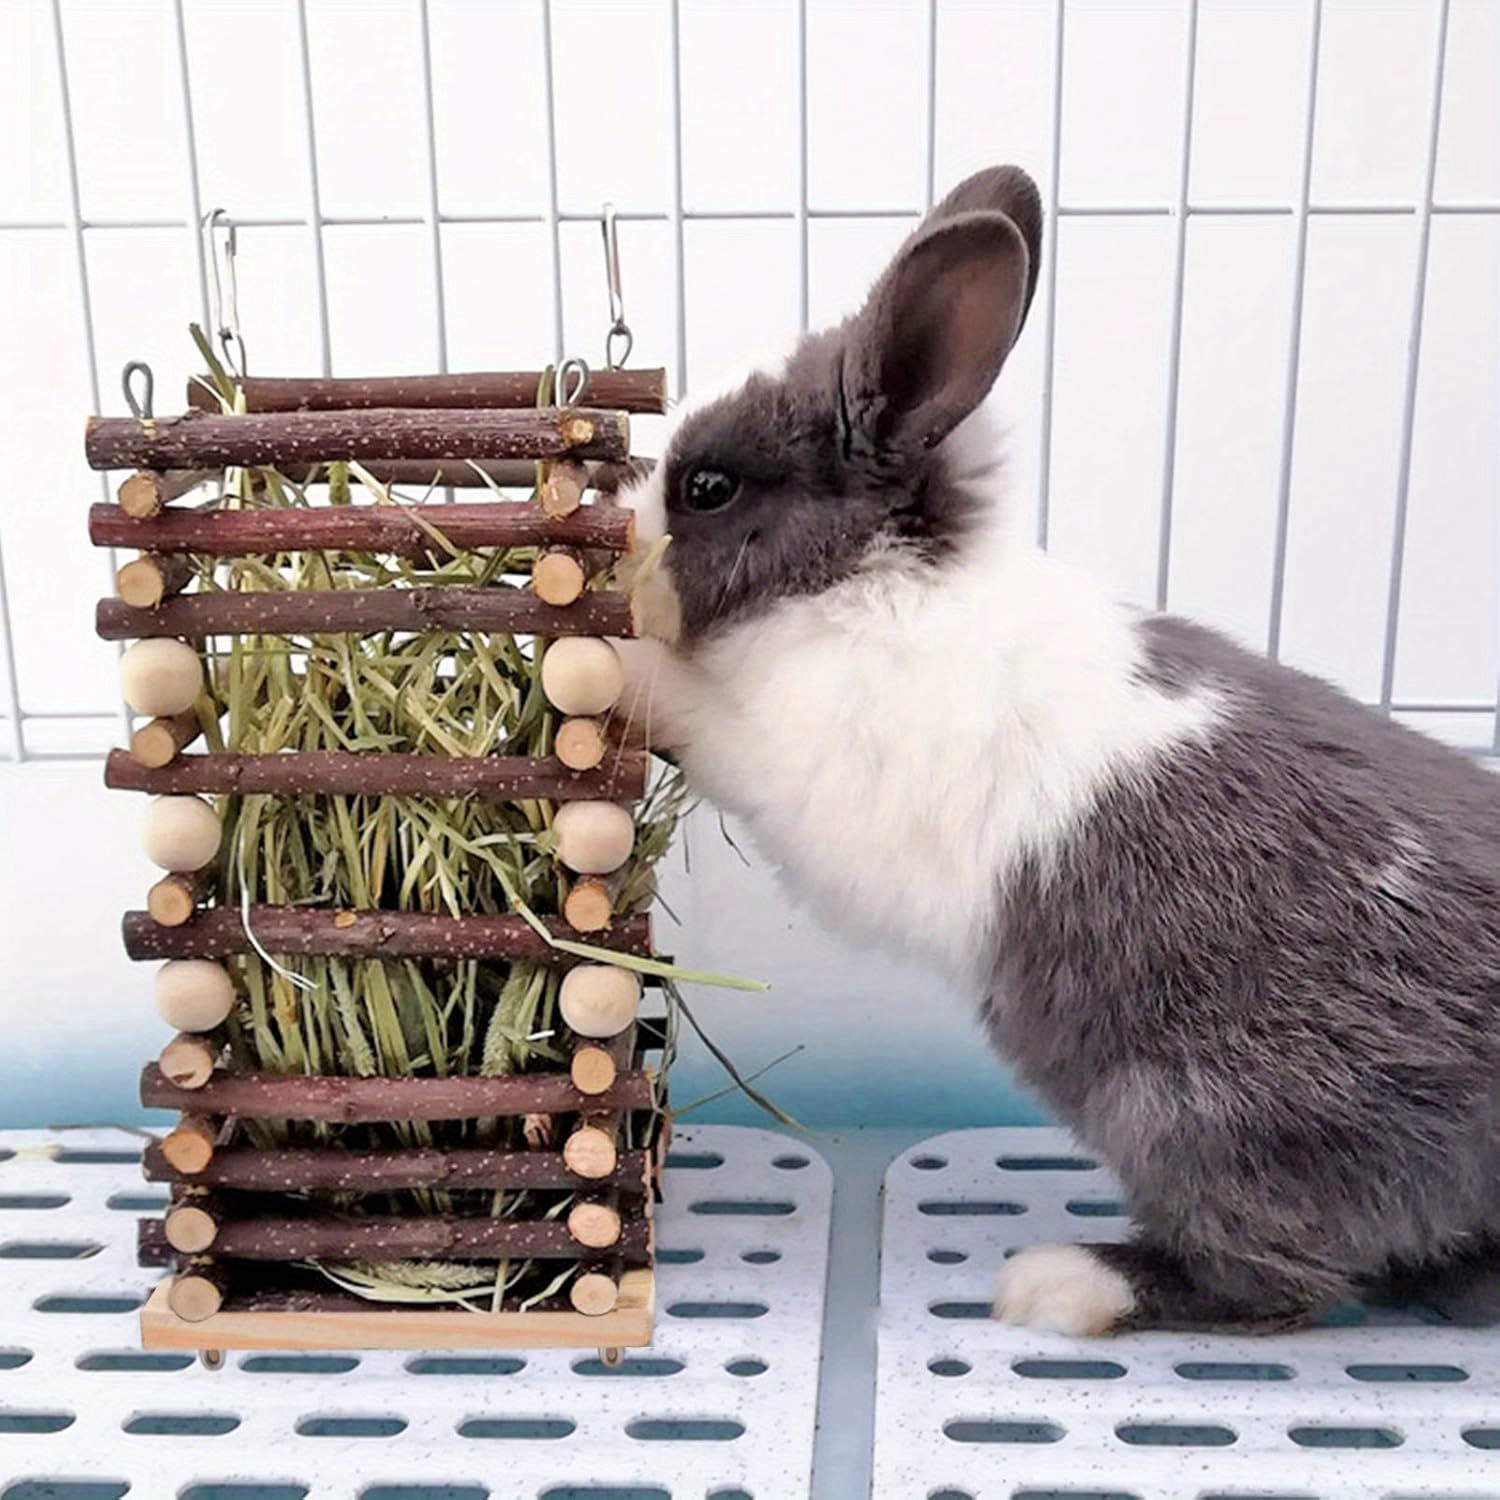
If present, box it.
[614,541,684,646]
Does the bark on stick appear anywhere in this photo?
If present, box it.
[122,906,653,963]
[186,369,667,415]
[139,1063,655,1122]
[142,1142,651,1192]
[147,1210,650,1262]
[106,748,647,802]
[97,585,634,641]
[86,407,629,470]
[90,500,634,558]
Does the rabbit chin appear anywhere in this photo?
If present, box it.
[615,396,1225,985]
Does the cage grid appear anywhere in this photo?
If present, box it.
[877,1129,1500,1500]
[11,1124,1500,1498]
[0,0,1496,762]
[0,1124,833,1500]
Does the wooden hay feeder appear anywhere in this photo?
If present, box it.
[88,366,676,1365]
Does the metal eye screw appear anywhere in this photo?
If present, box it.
[122,361,154,420]
[601,202,633,369]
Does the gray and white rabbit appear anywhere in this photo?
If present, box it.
[615,165,1500,1334]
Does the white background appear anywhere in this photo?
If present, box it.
[0,0,1496,1127]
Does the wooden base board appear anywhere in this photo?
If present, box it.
[139,1269,654,1351]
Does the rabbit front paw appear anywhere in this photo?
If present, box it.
[993,1243,1135,1336]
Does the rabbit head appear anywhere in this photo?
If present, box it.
[624,165,1043,646]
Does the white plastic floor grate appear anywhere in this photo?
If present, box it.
[0,1124,831,1500]
[876,1127,1500,1500]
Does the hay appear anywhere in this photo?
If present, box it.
[175,333,784,1308]
[181,340,692,1304]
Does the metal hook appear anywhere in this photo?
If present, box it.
[600,202,633,369]
[122,361,154,420]
[202,207,247,377]
[556,357,591,407]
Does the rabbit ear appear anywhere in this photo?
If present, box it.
[922,166,1043,335]
[841,209,1031,457]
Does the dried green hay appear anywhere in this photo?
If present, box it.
[177,336,776,1308]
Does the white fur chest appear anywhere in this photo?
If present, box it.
[642,538,1224,985]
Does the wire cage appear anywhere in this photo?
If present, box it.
[1,2,1498,1499]
[1,0,1495,767]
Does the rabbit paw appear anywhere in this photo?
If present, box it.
[994,1244,1134,1336]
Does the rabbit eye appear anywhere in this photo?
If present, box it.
[683,466,740,514]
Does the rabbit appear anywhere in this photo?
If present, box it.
[613,164,1500,1335]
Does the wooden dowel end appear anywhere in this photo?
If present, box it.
[157,1033,221,1091]
[164,1202,219,1254]
[567,1201,623,1249]
[563,874,616,932]
[562,1125,618,1181]
[159,1114,218,1175]
[531,547,587,606]
[129,710,204,769]
[146,870,213,927]
[541,460,588,518]
[569,1045,618,1096]
[554,719,607,774]
[569,1270,619,1316]
[117,469,216,518]
[167,1265,228,1322]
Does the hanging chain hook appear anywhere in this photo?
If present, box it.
[556,357,591,408]
[202,207,247,379]
[121,361,154,420]
[600,202,633,369]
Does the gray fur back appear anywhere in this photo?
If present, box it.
[985,614,1500,1308]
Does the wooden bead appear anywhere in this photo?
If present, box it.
[569,1045,618,1095]
[164,1203,218,1254]
[563,1125,618,1180]
[569,1270,618,1316]
[552,801,634,875]
[554,717,607,772]
[158,1033,219,1090]
[567,1201,622,1249]
[120,639,203,717]
[143,795,220,871]
[559,964,641,1039]
[154,959,236,1032]
[540,638,622,716]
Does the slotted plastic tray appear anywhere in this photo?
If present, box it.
[0,1123,831,1500]
[10,1121,1500,1499]
[876,1127,1500,1500]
